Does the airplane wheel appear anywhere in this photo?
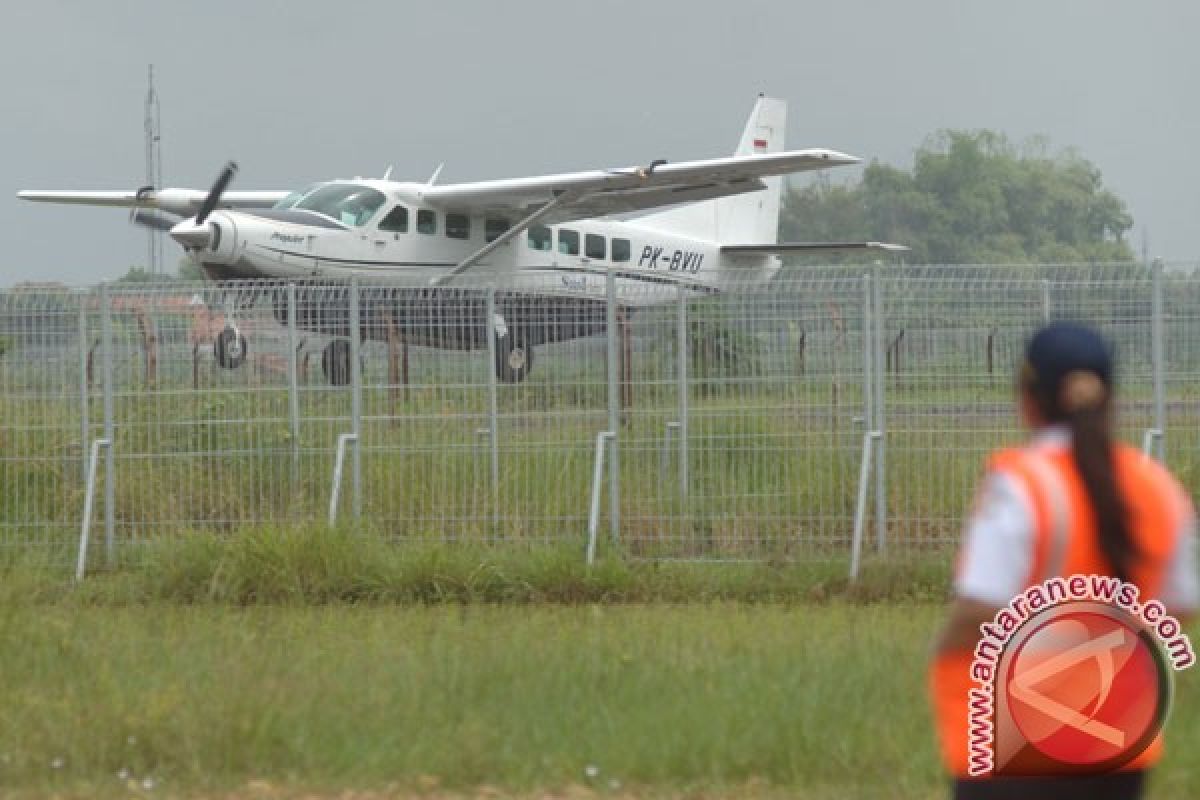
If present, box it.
[272,291,290,326]
[214,326,248,369]
[495,331,533,383]
[322,340,352,386]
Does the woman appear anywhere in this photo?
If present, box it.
[930,322,1197,799]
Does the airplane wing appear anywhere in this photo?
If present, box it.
[421,149,859,224]
[17,189,290,217]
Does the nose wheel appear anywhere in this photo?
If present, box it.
[322,339,352,386]
[214,325,248,369]
[494,330,533,383]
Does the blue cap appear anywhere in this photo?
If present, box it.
[1024,322,1114,392]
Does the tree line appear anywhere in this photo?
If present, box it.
[780,130,1135,264]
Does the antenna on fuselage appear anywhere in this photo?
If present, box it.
[427,163,445,186]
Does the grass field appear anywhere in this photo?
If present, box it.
[0,535,1197,799]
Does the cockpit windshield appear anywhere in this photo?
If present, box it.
[272,184,320,210]
[275,183,387,226]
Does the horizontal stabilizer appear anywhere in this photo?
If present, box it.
[722,241,909,255]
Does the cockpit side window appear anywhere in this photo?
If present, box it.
[293,184,386,226]
[528,225,552,251]
[379,206,409,233]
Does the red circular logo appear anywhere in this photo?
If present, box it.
[1000,603,1170,773]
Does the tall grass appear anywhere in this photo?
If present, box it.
[1,527,951,607]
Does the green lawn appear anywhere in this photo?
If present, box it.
[1,599,1197,799]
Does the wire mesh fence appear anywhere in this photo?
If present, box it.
[1,263,1196,567]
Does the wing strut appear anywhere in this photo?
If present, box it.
[431,191,579,286]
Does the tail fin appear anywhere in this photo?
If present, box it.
[635,95,787,244]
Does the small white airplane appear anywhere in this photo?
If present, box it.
[19,96,903,384]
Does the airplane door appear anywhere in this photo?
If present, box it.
[375,205,410,263]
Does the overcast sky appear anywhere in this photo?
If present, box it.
[2,0,1196,286]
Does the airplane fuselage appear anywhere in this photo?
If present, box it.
[191,179,779,307]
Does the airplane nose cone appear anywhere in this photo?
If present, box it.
[169,219,212,249]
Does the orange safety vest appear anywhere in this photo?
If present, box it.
[930,441,1192,777]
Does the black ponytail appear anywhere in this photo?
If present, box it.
[1027,370,1138,583]
[1067,404,1137,583]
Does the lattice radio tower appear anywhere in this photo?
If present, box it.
[144,65,163,276]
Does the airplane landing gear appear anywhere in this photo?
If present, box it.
[495,330,533,383]
[214,325,248,369]
[322,339,352,386]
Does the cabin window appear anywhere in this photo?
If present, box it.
[528,225,552,251]
[379,205,409,233]
[485,217,511,243]
[612,238,631,262]
[446,213,470,240]
[417,209,437,234]
[585,234,606,260]
[558,229,580,256]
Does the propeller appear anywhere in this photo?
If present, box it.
[196,161,238,224]
[168,161,237,250]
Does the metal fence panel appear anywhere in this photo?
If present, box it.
[1,262,1196,566]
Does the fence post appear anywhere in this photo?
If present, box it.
[862,273,873,442]
[286,282,301,486]
[75,438,112,582]
[485,288,500,528]
[76,289,89,483]
[849,432,881,581]
[1041,279,1052,323]
[328,433,359,526]
[100,284,115,565]
[676,286,689,499]
[586,431,616,565]
[606,269,620,543]
[1151,259,1165,461]
[872,268,887,553]
[349,278,362,519]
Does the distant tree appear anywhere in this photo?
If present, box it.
[116,266,167,284]
[781,130,1134,264]
[177,259,206,281]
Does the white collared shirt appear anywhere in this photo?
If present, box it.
[955,427,1199,611]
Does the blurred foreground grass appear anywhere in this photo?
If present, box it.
[0,533,1196,799]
